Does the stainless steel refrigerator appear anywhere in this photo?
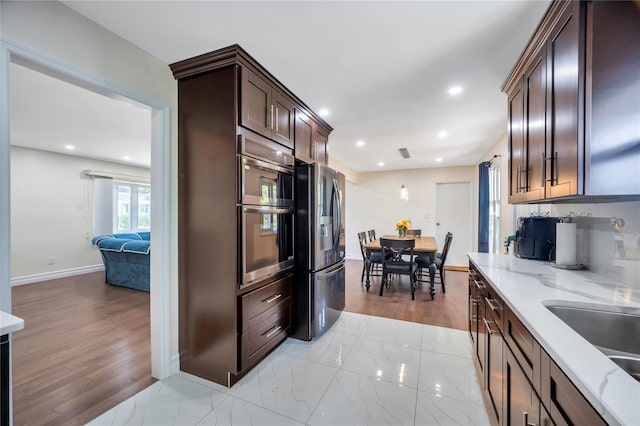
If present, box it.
[292,163,345,340]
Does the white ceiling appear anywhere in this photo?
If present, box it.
[14,1,551,172]
[10,62,152,168]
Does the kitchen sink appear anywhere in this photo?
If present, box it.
[545,302,640,381]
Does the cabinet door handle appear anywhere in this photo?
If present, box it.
[541,151,546,187]
[523,411,536,426]
[516,165,520,192]
[270,105,274,130]
[483,318,496,335]
[484,297,501,312]
[264,325,282,338]
[474,279,486,290]
[521,165,528,192]
[542,152,556,185]
[263,293,282,304]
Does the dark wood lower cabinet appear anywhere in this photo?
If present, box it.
[1,334,9,426]
[468,262,607,426]
[239,274,292,372]
[504,345,540,426]
[486,308,503,424]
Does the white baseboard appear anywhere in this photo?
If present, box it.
[11,264,105,286]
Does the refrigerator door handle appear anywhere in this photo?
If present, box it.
[243,206,292,214]
[316,261,345,279]
[332,178,341,251]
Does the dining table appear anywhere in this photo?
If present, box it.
[363,235,439,299]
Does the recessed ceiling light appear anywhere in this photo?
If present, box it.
[435,158,443,162]
[318,108,330,117]
[356,140,365,147]
[437,131,447,138]
[448,86,463,95]
[378,162,384,167]
[123,156,131,161]
[64,145,75,150]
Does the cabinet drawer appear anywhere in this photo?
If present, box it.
[541,351,606,426]
[505,308,541,392]
[240,302,290,371]
[484,287,505,335]
[241,274,292,332]
[247,302,290,356]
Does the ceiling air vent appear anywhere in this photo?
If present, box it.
[399,148,411,159]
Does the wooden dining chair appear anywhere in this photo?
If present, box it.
[416,232,452,293]
[406,229,422,236]
[434,232,453,292]
[358,231,382,282]
[367,229,377,241]
[379,237,419,300]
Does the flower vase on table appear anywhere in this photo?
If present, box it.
[396,219,410,238]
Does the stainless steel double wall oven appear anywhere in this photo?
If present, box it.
[238,129,295,287]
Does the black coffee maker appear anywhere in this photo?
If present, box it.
[514,216,561,261]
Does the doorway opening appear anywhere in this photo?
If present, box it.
[1,41,172,422]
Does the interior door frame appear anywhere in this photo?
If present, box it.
[0,38,173,380]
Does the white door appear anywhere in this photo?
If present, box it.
[435,182,472,267]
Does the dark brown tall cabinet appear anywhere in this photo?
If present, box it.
[504,0,640,203]
[170,45,332,387]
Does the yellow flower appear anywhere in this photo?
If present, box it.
[395,219,410,230]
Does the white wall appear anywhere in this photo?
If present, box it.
[1,0,178,361]
[10,146,150,279]
[345,166,476,266]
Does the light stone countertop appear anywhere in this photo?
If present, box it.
[467,252,640,426]
[0,310,24,335]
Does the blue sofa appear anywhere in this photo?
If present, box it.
[92,232,150,292]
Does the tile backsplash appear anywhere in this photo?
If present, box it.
[513,201,640,289]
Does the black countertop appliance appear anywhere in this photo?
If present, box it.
[514,216,561,261]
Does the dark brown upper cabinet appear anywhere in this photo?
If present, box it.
[545,1,583,200]
[503,0,640,203]
[294,109,313,164]
[508,47,548,204]
[585,1,640,196]
[313,124,330,165]
[523,47,547,202]
[241,68,295,148]
[294,109,330,165]
[508,83,525,204]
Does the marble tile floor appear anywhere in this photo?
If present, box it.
[89,312,490,426]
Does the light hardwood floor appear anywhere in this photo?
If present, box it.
[343,259,468,330]
[11,272,154,426]
[10,260,467,424]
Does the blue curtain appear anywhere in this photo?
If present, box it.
[478,162,490,253]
